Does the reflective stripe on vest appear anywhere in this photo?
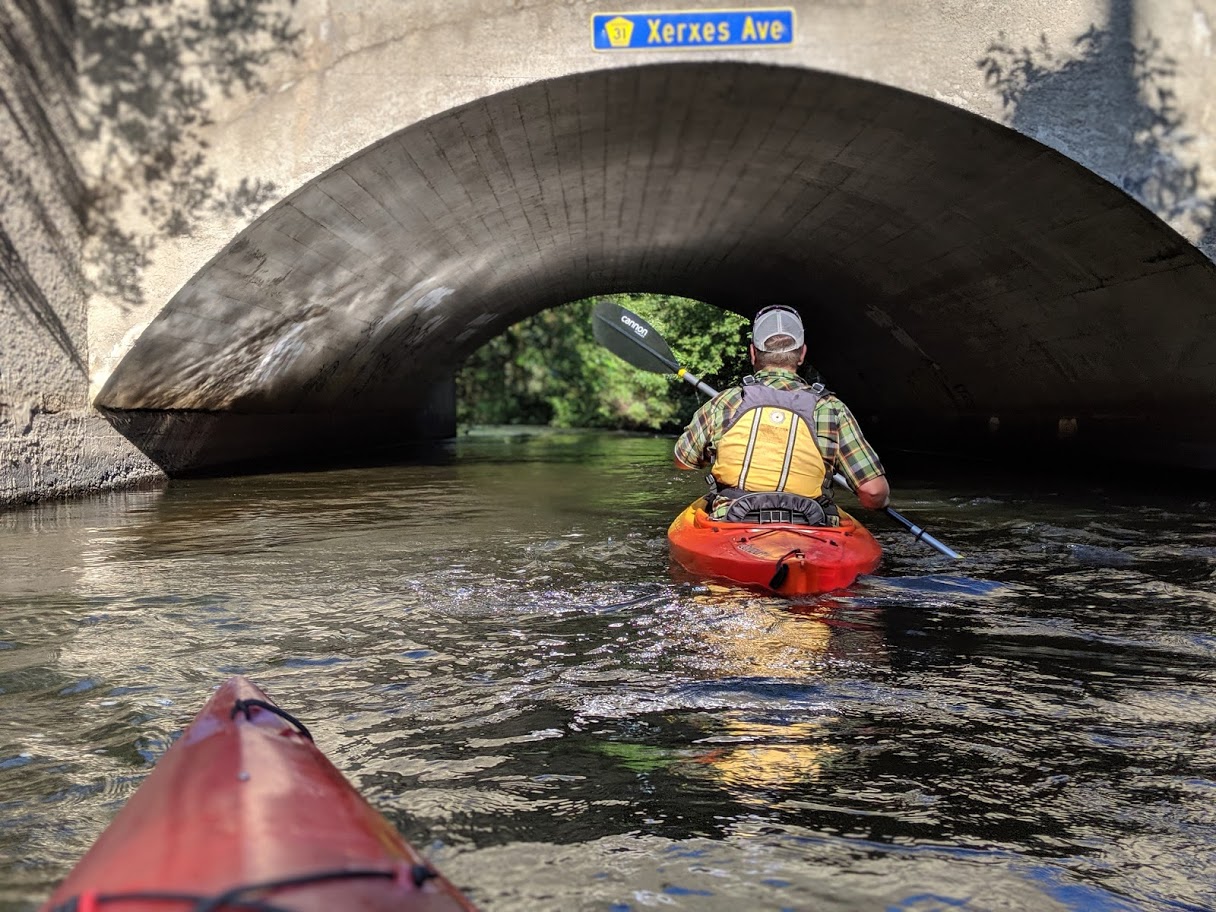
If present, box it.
[712,385,827,497]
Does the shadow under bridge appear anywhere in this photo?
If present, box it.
[96,62,1216,475]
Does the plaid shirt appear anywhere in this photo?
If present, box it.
[674,368,885,513]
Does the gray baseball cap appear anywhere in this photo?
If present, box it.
[752,306,805,352]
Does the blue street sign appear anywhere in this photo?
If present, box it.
[592,9,795,51]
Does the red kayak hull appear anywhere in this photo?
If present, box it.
[41,676,477,912]
[667,498,882,595]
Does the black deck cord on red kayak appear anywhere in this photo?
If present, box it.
[769,549,804,590]
[229,698,313,742]
[50,864,441,912]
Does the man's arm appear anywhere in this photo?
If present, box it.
[854,475,890,510]
[673,397,721,470]
[673,421,709,470]
[831,400,890,509]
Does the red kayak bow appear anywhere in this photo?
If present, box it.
[41,676,478,912]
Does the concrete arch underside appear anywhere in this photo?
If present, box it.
[97,62,1216,474]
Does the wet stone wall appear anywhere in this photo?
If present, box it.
[0,0,160,507]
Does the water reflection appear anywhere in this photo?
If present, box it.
[1,430,1214,911]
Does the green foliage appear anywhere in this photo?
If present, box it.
[457,294,751,432]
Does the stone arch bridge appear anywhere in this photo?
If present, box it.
[4,0,1216,500]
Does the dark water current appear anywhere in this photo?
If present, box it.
[1,428,1214,911]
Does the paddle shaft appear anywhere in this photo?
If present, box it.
[676,367,718,398]
[832,473,962,559]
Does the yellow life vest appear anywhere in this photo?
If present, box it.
[712,383,827,497]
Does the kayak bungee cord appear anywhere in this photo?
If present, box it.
[738,526,843,545]
[229,697,312,741]
[48,865,441,912]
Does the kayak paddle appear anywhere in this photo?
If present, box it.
[591,300,718,397]
[591,300,963,560]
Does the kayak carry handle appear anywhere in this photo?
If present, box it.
[769,549,804,590]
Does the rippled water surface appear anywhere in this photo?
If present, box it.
[2,429,1214,911]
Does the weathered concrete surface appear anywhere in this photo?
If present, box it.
[80,0,1216,474]
[87,0,1216,391]
[0,0,162,507]
[97,61,1216,471]
[101,376,456,477]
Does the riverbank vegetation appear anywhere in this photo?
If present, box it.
[456,295,750,432]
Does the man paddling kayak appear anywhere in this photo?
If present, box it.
[673,305,890,525]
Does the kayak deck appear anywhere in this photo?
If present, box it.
[667,498,882,595]
[41,676,477,912]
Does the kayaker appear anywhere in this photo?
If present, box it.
[673,305,890,525]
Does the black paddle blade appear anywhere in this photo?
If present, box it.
[592,301,680,375]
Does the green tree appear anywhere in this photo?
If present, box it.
[457,295,751,432]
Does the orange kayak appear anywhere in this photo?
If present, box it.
[41,676,477,912]
[668,498,882,595]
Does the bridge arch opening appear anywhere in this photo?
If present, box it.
[95,61,1216,476]
[456,294,750,434]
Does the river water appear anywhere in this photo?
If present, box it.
[1,428,1213,911]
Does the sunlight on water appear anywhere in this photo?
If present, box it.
[1,428,1213,910]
